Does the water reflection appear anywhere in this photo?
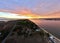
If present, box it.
[31,19,60,39]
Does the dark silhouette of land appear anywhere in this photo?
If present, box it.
[39,18,60,20]
[0,19,51,43]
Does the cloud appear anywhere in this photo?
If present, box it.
[42,11,60,18]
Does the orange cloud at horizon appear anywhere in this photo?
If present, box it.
[1,9,43,19]
[42,12,60,18]
[0,9,43,19]
[0,8,60,19]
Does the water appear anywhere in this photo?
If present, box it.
[31,19,60,39]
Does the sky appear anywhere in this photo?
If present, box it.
[0,0,60,18]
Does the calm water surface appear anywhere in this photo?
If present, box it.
[31,19,60,39]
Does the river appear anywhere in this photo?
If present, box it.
[30,19,60,39]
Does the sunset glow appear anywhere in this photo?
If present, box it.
[0,12,30,19]
[0,0,60,19]
[0,12,43,19]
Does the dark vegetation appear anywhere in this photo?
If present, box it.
[0,19,50,43]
